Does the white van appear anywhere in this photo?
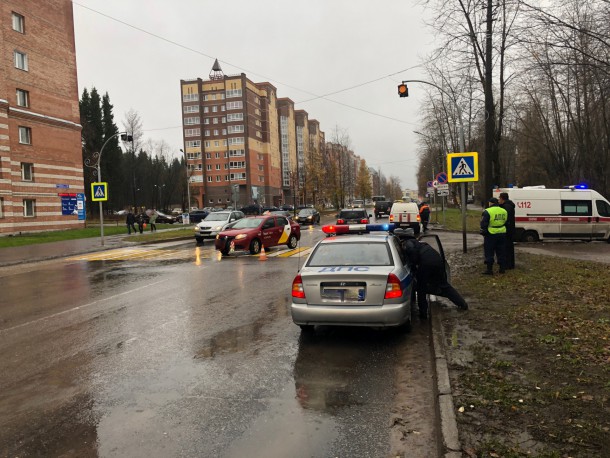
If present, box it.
[389,201,422,235]
[494,186,610,242]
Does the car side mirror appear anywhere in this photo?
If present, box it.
[369,214,373,218]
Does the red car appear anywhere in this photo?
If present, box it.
[215,215,301,255]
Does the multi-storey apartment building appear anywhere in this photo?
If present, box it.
[180,63,284,209]
[0,1,84,234]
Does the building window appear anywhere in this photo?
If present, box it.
[215,164,220,170]
[203,95,208,101]
[215,152,220,159]
[213,118,218,124]
[226,101,243,110]
[228,137,244,145]
[206,164,212,171]
[228,125,244,134]
[226,89,242,98]
[16,89,29,107]
[221,117,226,123]
[185,140,201,148]
[14,51,28,71]
[23,199,35,217]
[205,152,211,159]
[223,140,228,146]
[224,151,229,158]
[216,176,221,182]
[185,128,200,137]
[204,141,210,148]
[21,162,33,181]
[214,141,219,147]
[0,197,4,218]
[12,12,25,33]
[212,106,218,113]
[259,165,264,171]
[204,130,210,136]
[203,107,209,113]
[184,117,200,125]
[204,118,210,125]
[183,93,198,102]
[18,126,31,145]
[230,149,245,157]
[213,129,219,136]
[207,176,213,182]
[227,113,244,122]
[183,105,199,113]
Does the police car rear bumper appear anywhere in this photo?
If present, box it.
[290,301,411,327]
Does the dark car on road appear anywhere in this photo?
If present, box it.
[336,208,371,225]
[215,215,301,255]
[374,200,393,219]
[296,208,320,225]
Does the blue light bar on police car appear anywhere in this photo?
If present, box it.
[322,223,396,235]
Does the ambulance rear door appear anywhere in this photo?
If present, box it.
[592,196,610,240]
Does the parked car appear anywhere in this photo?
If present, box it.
[136,210,176,224]
[188,209,210,224]
[296,208,320,225]
[194,210,244,243]
[270,210,293,219]
[281,204,295,211]
[336,208,371,225]
[290,225,418,333]
[240,204,263,215]
[215,215,301,255]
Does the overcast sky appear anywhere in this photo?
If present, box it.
[73,0,437,190]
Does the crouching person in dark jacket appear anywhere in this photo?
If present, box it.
[402,239,469,319]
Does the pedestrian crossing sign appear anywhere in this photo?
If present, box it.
[447,152,479,182]
[91,182,108,201]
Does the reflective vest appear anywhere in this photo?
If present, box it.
[486,206,507,234]
[419,204,430,214]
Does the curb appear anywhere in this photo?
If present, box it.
[431,300,462,456]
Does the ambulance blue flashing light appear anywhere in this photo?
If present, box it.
[564,184,589,190]
[322,223,396,235]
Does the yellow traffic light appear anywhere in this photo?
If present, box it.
[398,83,409,97]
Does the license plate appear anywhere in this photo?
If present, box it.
[321,286,366,302]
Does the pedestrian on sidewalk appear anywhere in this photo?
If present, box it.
[480,197,508,275]
[401,238,469,319]
[149,210,158,232]
[498,192,516,269]
[126,210,136,235]
[136,213,145,234]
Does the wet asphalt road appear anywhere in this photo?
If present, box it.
[0,226,480,457]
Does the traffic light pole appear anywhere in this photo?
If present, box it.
[399,80,468,253]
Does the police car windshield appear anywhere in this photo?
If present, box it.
[307,242,393,267]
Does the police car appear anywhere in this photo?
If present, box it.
[290,223,415,333]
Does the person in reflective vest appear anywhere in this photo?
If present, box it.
[480,197,508,275]
[418,201,431,232]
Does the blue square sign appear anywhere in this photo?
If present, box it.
[447,152,478,182]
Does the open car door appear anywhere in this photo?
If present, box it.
[419,233,451,287]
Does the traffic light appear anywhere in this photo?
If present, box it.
[398,83,409,97]
[120,133,133,142]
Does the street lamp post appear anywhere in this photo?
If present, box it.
[154,184,166,210]
[400,80,469,253]
[84,131,132,246]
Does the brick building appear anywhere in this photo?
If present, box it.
[180,62,328,209]
[0,0,84,234]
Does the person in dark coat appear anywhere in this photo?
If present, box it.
[136,213,145,234]
[498,192,516,269]
[418,201,431,232]
[402,238,469,319]
[126,210,136,234]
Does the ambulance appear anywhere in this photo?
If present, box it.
[494,185,610,242]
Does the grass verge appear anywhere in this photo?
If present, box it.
[442,248,610,457]
[430,207,481,232]
[0,224,189,248]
